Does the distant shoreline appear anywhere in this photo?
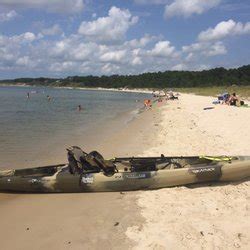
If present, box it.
[0,83,154,94]
[1,83,250,99]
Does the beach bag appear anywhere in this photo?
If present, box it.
[218,93,229,101]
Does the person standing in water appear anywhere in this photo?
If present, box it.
[78,105,82,111]
[47,95,51,101]
[27,92,30,99]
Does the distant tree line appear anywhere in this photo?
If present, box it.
[1,65,250,89]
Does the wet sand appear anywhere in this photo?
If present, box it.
[0,93,250,249]
[0,192,141,250]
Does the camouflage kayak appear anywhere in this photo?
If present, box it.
[0,149,249,193]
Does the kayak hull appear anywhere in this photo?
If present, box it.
[0,157,250,193]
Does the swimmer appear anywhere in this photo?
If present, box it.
[77,105,82,111]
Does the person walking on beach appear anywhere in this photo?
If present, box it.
[144,99,152,109]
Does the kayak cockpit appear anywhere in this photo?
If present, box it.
[1,164,66,178]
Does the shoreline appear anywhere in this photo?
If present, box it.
[2,84,250,100]
[0,94,165,249]
[0,93,249,249]
[0,83,154,94]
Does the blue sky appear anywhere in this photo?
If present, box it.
[0,0,250,79]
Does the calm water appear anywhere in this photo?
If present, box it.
[0,86,150,168]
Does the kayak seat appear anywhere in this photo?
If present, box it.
[67,146,116,176]
[88,151,117,176]
[67,146,90,174]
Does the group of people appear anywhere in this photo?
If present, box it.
[27,92,84,111]
[218,92,244,106]
[152,90,178,100]
[26,92,52,101]
[143,90,179,110]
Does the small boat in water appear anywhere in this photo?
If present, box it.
[0,146,249,193]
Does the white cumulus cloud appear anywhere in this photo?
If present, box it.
[70,42,98,61]
[131,56,142,65]
[100,50,127,63]
[16,56,32,66]
[125,34,158,48]
[198,19,250,42]
[0,10,17,22]
[78,6,138,43]
[0,32,38,71]
[164,0,221,18]
[206,41,227,56]
[20,32,37,42]
[171,63,187,70]
[182,41,227,58]
[149,41,176,57]
[49,61,76,72]
[41,24,62,36]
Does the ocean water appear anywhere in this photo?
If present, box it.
[0,86,151,169]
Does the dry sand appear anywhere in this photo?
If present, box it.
[0,93,250,249]
[126,94,250,250]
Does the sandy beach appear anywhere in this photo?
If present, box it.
[127,94,250,250]
[0,93,249,249]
